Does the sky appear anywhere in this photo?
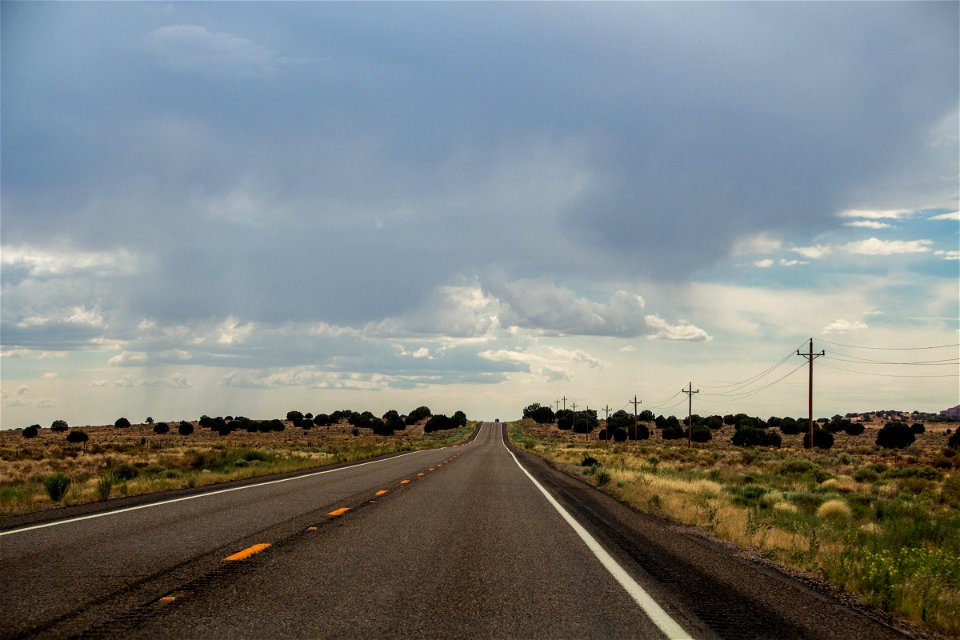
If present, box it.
[1,2,958,428]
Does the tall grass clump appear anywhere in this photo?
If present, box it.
[43,474,71,502]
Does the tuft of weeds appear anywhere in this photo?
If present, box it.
[43,474,71,502]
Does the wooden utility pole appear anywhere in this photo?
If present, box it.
[629,395,642,441]
[797,338,825,449]
[602,405,611,421]
[555,399,561,412]
[562,396,567,411]
[682,382,699,447]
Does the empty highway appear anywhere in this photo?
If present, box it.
[1,423,907,639]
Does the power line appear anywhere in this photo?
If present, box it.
[816,339,960,351]
[819,360,960,379]
[824,352,959,366]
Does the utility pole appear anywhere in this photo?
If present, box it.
[555,399,561,412]
[562,396,567,411]
[571,402,578,412]
[797,338,825,449]
[630,395,642,441]
[682,382,699,447]
[602,405,611,421]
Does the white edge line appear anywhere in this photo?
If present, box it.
[498,423,693,640]
[1,429,481,538]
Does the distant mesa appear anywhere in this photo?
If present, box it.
[942,405,960,419]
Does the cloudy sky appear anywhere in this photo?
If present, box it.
[2,2,958,428]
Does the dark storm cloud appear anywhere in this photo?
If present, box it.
[2,1,956,337]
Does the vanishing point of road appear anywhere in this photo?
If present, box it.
[1,423,908,639]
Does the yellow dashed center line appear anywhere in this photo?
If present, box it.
[400,480,410,485]
[159,596,176,603]
[224,542,271,561]
[328,507,351,517]
[375,489,388,497]
[417,472,425,477]
[428,467,435,472]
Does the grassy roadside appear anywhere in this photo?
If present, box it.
[509,419,960,636]
[0,421,476,517]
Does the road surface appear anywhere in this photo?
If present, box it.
[1,423,908,639]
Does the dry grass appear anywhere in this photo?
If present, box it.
[0,420,475,516]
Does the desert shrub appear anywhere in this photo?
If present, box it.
[178,421,194,436]
[853,467,880,483]
[910,423,925,434]
[371,419,393,436]
[844,421,865,436]
[941,475,960,508]
[730,484,770,507]
[690,425,712,443]
[817,498,851,520]
[115,417,131,428]
[876,422,915,449]
[66,430,88,445]
[779,417,802,435]
[153,422,170,434]
[286,410,304,423]
[112,463,140,480]
[932,455,955,469]
[777,459,830,483]
[312,413,332,426]
[803,428,834,450]
[949,429,960,449]
[50,419,69,432]
[661,425,686,441]
[732,427,780,448]
[97,474,116,501]
[424,414,455,433]
[612,428,628,442]
[704,415,724,430]
[43,474,71,501]
[633,424,651,440]
[581,456,599,467]
[22,425,39,438]
[523,403,556,424]
[883,466,942,481]
[405,406,432,425]
[572,413,595,434]
[595,469,611,486]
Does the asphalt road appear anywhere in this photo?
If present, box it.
[1,423,910,639]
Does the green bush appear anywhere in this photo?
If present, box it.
[22,425,39,438]
[732,427,781,448]
[612,428,628,442]
[97,474,115,501]
[581,456,600,467]
[690,425,712,443]
[50,419,69,432]
[112,463,139,480]
[43,474,71,501]
[803,428,834,450]
[66,430,88,445]
[876,422,915,449]
[853,467,880,483]
[115,417,131,428]
[844,421,865,436]
[153,422,170,434]
[595,469,611,486]
[178,421,194,436]
[948,429,960,450]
